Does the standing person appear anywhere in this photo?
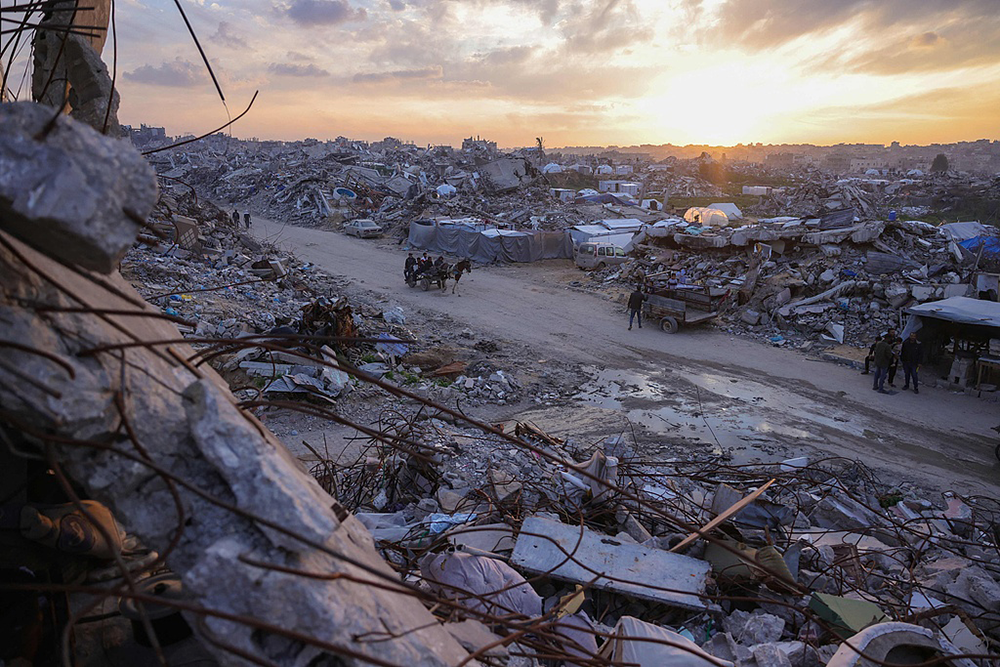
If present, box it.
[872,335,893,394]
[886,329,901,387]
[900,332,923,393]
[231,209,239,225]
[627,288,646,330]
[244,212,252,229]
[862,333,882,374]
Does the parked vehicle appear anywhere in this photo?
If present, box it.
[575,242,628,270]
[344,219,383,238]
[643,286,730,333]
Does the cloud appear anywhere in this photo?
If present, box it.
[693,0,999,50]
[212,21,247,49]
[282,0,367,26]
[388,0,405,10]
[269,62,331,76]
[471,45,537,66]
[558,0,654,54]
[353,65,443,83]
[125,59,206,87]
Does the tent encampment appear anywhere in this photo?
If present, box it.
[684,207,730,227]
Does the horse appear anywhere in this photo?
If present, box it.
[451,259,472,295]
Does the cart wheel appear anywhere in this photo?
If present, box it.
[406,277,416,288]
[660,316,679,334]
[421,278,430,291]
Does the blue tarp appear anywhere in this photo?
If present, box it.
[959,236,1000,258]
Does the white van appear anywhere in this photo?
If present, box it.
[575,242,628,270]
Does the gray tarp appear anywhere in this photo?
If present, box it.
[902,296,1000,338]
[408,221,574,263]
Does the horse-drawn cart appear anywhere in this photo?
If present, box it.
[643,286,729,333]
[406,265,449,291]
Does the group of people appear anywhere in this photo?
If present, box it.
[863,328,924,394]
[405,252,446,280]
[231,209,252,229]
[404,253,473,294]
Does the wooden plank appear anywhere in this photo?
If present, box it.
[669,479,776,553]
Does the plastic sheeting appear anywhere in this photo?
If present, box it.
[419,551,542,618]
[409,221,573,263]
[604,616,732,667]
[684,207,731,227]
[905,296,1000,329]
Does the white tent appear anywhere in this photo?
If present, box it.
[684,207,730,227]
[541,162,563,174]
[595,164,614,174]
[707,202,743,220]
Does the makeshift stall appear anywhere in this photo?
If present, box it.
[901,297,1000,388]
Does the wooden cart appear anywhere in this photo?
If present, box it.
[643,286,729,333]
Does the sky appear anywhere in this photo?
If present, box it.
[28,0,1000,147]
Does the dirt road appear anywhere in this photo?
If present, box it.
[255,218,1000,495]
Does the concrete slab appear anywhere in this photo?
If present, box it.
[511,516,710,610]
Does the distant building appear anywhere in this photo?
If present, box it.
[550,188,576,202]
[614,165,633,175]
[462,135,498,153]
[850,158,888,172]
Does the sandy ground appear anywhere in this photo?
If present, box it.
[253,218,1000,496]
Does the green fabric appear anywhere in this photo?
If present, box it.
[809,592,888,639]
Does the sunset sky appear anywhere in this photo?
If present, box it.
[55,0,1000,146]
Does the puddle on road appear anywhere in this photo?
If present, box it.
[574,366,865,464]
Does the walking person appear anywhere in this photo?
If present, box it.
[627,287,646,330]
[231,209,239,225]
[900,332,923,394]
[244,212,252,229]
[872,335,893,394]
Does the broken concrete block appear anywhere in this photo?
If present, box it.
[820,244,842,257]
[511,516,710,610]
[819,269,837,284]
[0,102,157,273]
[742,309,762,325]
[752,643,793,667]
[722,609,785,645]
[701,632,752,664]
[809,494,880,531]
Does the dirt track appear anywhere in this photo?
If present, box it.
[255,218,1000,496]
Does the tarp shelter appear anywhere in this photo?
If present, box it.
[408,220,573,263]
[600,218,644,233]
[707,202,743,220]
[568,225,634,249]
[905,297,1000,330]
[684,207,730,227]
[959,236,1000,258]
[541,162,563,174]
[939,222,986,242]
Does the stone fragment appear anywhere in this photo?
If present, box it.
[0,102,157,273]
[722,610,785,645]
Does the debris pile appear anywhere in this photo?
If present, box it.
[316,413,1000,666]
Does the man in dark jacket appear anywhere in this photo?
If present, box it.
[627,288,646,330]
[862,333,882,374]
[900,332,923,393]
[872,336,893,393]
[404,253,416,281]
